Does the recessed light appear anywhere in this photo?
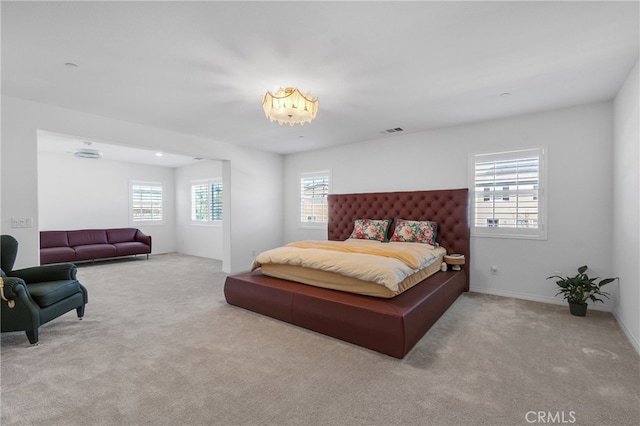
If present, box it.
[155,152,163,157]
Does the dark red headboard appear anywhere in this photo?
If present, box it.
[328,188,470,288]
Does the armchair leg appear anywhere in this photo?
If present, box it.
[76,305,85,318]
[26,329,39,345]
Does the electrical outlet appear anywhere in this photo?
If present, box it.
[490,266,499,275]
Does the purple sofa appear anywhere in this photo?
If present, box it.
[40,228,152,265]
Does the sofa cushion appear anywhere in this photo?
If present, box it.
[107,228,138,244]
[40,231,70,249]
[67,230,108,247]
[27,280,81,307]
[74,244,117,261]
[40,247,76,264]
[113,242,151,256]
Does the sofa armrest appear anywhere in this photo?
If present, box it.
[1,276,40,310]
[135,230,152,247]
[10,263,78,283]
[0,276,42,334]
[1,276,27,300]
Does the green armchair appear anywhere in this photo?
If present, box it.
[1,235,88,345]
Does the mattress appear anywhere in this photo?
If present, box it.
[254,239,447,298]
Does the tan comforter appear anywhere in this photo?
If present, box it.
[252,239,445,293]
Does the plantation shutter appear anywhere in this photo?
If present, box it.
[472,148,546,239]
[191,180,222,222]
[300,172,329,223]
[191,183,210,221]
[132,182,163,221]
[211,182,223,221]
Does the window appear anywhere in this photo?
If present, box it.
[470,148,546,239]
[191,179,223,223]
[486,218,500,227]
[131,181,163,222]
[300,171,330,225]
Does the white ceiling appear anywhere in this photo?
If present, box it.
[2,1,639,158]
[37,131,207,168]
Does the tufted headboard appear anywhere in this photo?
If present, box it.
[328,188,470,288]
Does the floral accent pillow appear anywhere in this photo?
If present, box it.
[349,219,392,241]
[390,219,439,246]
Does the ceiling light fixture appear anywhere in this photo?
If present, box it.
[73,141,102,159]
[262,87,318,126]
[73,148,102,159]
[380,127,404,134]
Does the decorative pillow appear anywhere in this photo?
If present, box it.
[390,219,439,245]
[349,219,392,241]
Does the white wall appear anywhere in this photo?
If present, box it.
[284,102,616,309]
[175,160,224,260]
[613,60,640,352]
[228,153,285,272]
[1,96,284,272]
[38,151,176,254]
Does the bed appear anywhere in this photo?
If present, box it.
[224,188,470,358]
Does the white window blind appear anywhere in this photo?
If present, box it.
[131,182,163,222]
[471,148,546,239]
[191,179,222,222]
[300,171,330,224]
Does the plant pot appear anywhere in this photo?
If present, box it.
[569,302,588,316]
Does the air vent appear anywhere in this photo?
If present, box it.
[73,148,102,159]
[379,127,404,134]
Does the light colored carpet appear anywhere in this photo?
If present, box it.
[1,253,638,426]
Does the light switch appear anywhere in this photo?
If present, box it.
[10,217,33,228]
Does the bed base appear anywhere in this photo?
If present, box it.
[224,269,466,358]
[224,188,470,358]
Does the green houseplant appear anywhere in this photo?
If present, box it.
[547,265,618,316]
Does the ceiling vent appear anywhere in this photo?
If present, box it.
[73,148,102,159]
[380,127,404,134]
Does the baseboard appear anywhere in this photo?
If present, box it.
[611,310,640,355]
[469,286,612,312]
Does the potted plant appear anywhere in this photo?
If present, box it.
[547,265,618,316]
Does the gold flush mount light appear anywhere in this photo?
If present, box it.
[262,87,318,126]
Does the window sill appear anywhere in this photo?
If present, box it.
[131,221,166,226]
[190,222,223,228]
[471,231,547,241]
[299,223,327,230]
